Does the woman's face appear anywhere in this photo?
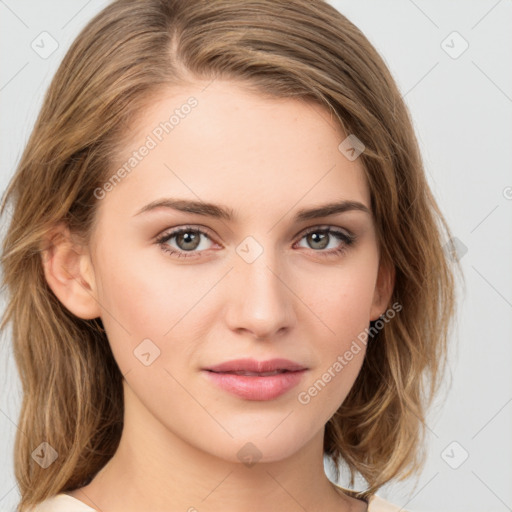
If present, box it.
[84,79,392,463]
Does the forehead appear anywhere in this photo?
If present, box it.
[99,79,371,222]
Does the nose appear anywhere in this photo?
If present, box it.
[225,248,295,340]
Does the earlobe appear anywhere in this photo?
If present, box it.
[370,257,396,321]
[41,224,101,320]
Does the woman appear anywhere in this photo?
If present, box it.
[0,1,462,511]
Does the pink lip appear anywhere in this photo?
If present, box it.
[202,358,308,401]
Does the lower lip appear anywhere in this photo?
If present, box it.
[202,370,307,400]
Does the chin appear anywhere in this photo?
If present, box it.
[198,424,317,466]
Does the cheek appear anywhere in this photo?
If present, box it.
[293,256,378,405]
[94,242,184,327]
[92,246,214,372]
[90,247,166,367]
[299,255,379,340]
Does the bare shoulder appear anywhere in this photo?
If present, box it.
[26,493,97,512]
[346,494,369,512]
[368,494,408,511]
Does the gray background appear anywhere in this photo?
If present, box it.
[1,1,511,511]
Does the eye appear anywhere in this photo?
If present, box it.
[294,226,356,257]
[155,224,356,260]
[156,226,216,258]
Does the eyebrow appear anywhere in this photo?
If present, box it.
[133,197,371,222]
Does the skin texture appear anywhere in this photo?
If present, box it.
[43,79,394,512]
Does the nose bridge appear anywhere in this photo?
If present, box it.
[226,235,293,338]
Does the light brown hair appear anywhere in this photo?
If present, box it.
[0,1,463,510]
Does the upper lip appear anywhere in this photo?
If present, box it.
[204,358,307,373]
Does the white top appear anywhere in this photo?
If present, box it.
[28,486,407,511]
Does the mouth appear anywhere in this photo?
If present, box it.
[204,358,307,374]
[209,369,296,377]
[202,358,308,401]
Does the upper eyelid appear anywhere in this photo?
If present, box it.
[300,224,353,237]
[156,225,216,243]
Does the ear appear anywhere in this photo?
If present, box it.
[369,256,396,321]
[41,223,102,320]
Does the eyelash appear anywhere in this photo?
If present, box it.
[155,225,356,259]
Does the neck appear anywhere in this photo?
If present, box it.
[71,382,358,512]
